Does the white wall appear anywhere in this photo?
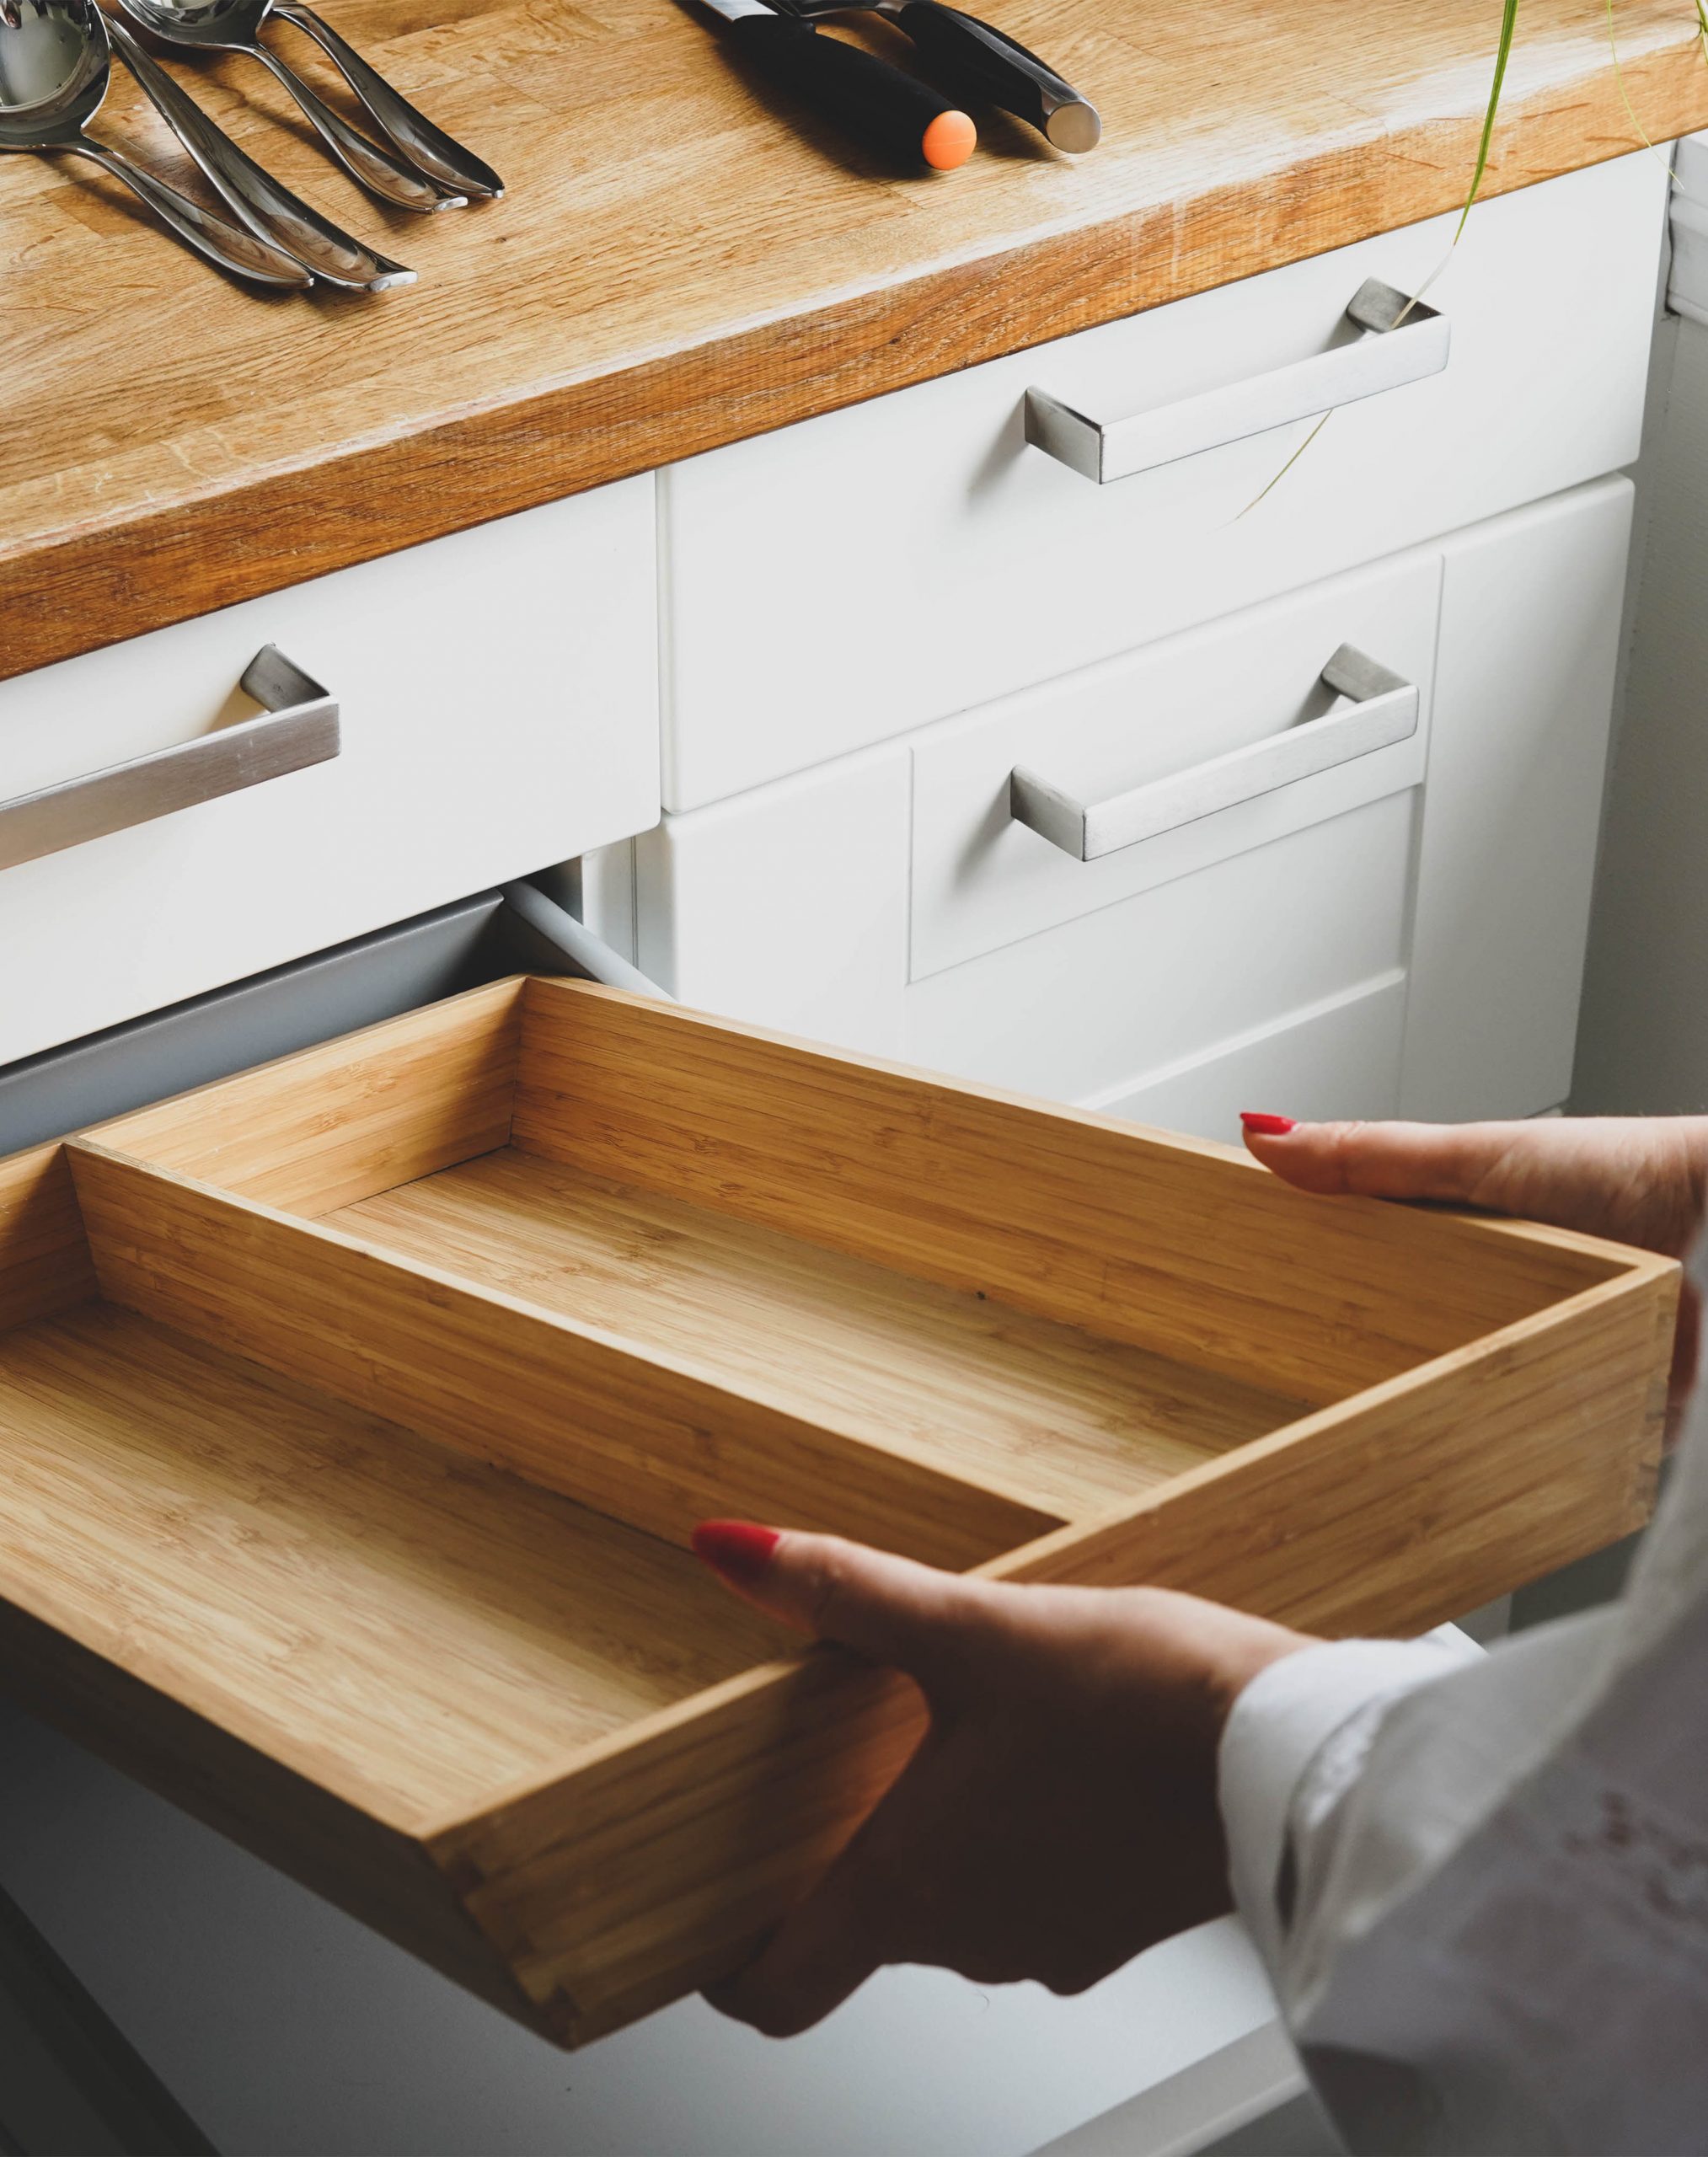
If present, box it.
[1575,283,1708,1114]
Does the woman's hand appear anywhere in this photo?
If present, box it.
[1240,1111,1708,1416]
[692,1521,1311,2037]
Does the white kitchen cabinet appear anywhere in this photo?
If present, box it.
[1402,478,1634,1120]
[640,476,1632,1143]
[661,153,1664,811]
[0,480,659,1068]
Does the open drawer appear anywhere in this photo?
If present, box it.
[0,977,1675,2047]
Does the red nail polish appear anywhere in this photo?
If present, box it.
[693,1519,782,1584]
[1240,1112,1297,1136]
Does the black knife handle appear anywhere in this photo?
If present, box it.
[893,0,1099,149]
[726,12,976,169]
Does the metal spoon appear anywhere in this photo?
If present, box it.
[105,11,414,288]
[0,0,311,288]
[271,2,501,199]
[117,0,465,211]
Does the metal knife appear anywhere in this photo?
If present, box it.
[696,0,977,170]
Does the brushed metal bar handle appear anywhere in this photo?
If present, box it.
[1023,280,1450,484]
[1009,644,1418,861]
[0,647,340,873]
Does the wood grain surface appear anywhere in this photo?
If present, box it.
[449,1239,1673,2047]
[0,1301,791,1820]
[90,976,525,1213]
[0,974,1677,2044]
[0,1144,95,1331]
[2,0,1704,681]
[68,1137,1063,1565]
[514,977,1620,1400]
[330,1145,1304,1516]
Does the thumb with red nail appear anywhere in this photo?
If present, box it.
[689,1519,1311,2037]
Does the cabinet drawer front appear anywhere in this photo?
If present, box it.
[904,792,1414,1106]
[910,550,1439,982]
[1090,976,1409,1147]
[0,484,659,1068]
[662,153,1662,811]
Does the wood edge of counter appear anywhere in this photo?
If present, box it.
[4,45,1704,686]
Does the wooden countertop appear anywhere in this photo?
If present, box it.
[4,0,1705,682]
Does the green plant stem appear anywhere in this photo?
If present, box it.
[1456,0,1520,241]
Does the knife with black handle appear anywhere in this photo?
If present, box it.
[886,0,1097,148]
[701,0,977,169]
[776,0,1098,150]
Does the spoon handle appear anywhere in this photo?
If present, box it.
[68,136,313,287]
[271,2,503,199]
[246,38,463,211]
[104,13,415,290]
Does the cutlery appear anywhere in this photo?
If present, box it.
[116,0,465,211]
[105,10,414,287]
[0,0,311,287]
[271,0,501,199]
[695,0,976,170]
[769,0,1097,150]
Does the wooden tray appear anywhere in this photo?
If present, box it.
[0,977,1675,2044]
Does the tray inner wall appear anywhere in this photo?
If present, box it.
[0,1299,792,1827]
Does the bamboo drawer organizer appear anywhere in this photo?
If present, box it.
[0,977,1676,2043]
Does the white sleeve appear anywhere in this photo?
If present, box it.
[1218,1373,1708,2155]
[1218,1632,1478,1977]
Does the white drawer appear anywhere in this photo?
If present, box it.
[910,549,1440,982]
[640,477,1630,1134]
[903,793,1413,1101]
[0,482,658,1066]
[1093,977,1410,1147]
[662,153,1663,811]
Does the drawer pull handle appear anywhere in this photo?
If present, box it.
[0,647,340,873]
[1009,643,1418,861]
[1023,279,1449,484]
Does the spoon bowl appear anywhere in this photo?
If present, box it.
[0,0,312,286]
[0,0,119,145]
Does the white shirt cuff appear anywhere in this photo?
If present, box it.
[1218,1632,1477,1975]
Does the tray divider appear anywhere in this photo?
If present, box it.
[65,1142,1063,1570]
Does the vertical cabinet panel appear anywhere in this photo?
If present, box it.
[636,751,912,1058]
[1400,478,1633,1121]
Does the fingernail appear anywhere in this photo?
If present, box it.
[1240,1112,1297,1136]
[692,1519,782,1584]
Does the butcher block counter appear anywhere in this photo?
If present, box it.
[3,0,1706,681]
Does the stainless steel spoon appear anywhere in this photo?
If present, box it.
[271,2,501,199]
[105,10,414,287]
[0,0,311,288]
[117,0,465,211]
